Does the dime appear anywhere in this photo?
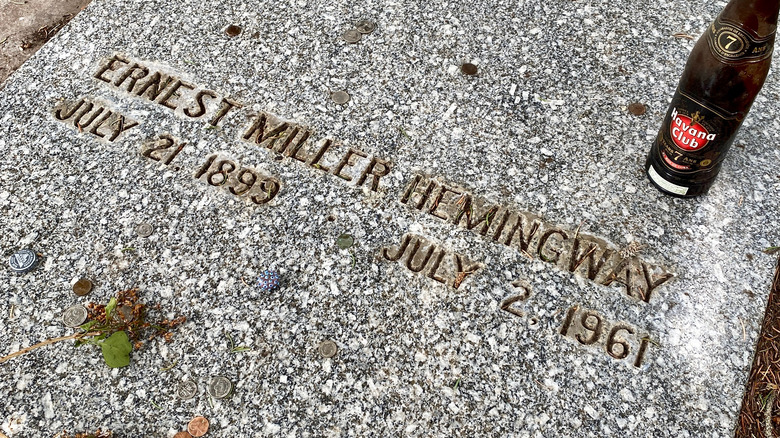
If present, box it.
[318,340,338,358]
[225,24,242,37]
[8,249,39,274]
[356,20,376,34]
[187,416,209,437]
[176,379,198,400]
[461,63,478,75]
[342,29,361,43]
[135,223,153,238]
[72,278,93,297]
[208,376,233,399]
[331,91,350,105]
[62,304,88,328]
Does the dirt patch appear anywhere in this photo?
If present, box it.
[0,0,92,86]
[737,256,780,437]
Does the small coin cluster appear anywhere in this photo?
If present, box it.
[341,19,376,44]
[177,376,233,400]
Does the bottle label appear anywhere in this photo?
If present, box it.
[707,17,775,63]
[653,90,742,174]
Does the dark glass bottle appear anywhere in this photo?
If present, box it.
[645,0,780,197]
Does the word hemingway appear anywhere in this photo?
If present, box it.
[400,173,673,303]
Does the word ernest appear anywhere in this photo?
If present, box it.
[400,174,673,303]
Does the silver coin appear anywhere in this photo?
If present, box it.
[356,20,376,34]
[342,29,361,43]
[135,223,153,237]
[62,304,88,328]
[177,379,198,400]
[208,376,233,399]
[8,249,39,274]
[318,340,338,358]
[331,91,350,105]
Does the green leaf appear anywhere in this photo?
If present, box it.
[105,297,118,320]
[763,246,780,255]
[80,320,97,332]
[100,331,132,368]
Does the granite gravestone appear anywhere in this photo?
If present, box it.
[1,0,780,436]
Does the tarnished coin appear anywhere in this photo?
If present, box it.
[176,379,198,400]
[208,376,233,399]
[62,304,88,328]
[225,24,242,37]
[356,20,376,34]
[173,432,192,438]
[331,91,350,105]
[187,416,209,437]
[336,233,354,249]
[318,340,338,358]
[628,102,647,116]
[461,63,478,75]
[8,249,39,274]
[135,223,153,238]
[72,278,93,297]
[342,29,361,43]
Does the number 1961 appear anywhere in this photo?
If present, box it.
[559,306,653,368]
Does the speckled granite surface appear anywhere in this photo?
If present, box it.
[1,0,779,436]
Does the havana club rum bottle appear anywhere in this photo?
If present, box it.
[646,0,780,197]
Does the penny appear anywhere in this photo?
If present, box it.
[176,379,198,400]
[356,20,376,34]
[208,376,233,399]
[62,304,88,328]
[135,223,153,238]
[628,102,647,116]
[8,249,39,274]
[461,63,478,75]
[318,340,338,358]
[72,278,93,296]
[336,234,354,249]
[187,416,209,437]
[173,432,192,438]
[342,29,361,43]
[331,91,350,105]
[225,24,241,37]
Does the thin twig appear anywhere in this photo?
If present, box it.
[0,331,100,364]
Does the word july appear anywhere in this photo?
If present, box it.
[381,233,482,289]
[53,97,138,142]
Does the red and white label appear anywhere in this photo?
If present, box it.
[669,107,716,151]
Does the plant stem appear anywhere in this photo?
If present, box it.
[0,331,100,364]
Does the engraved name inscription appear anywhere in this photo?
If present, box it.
[400,173,673,303]
[381,233,482,289]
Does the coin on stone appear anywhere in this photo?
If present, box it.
[62,304,88,328]
[173,432,192,438]
[331,91,350,105]
[461,63,478,75]
[8,249,39,274]
[135,223,153,237]
[187,416,209,437]
[628,102,647,116]
[336,233,354,249]
[356,20,376,34]
[176,379,198,400]
[342,29,361,43]
[225,24,242,37]
[208,376,233,399]
[318,340,338,358]
[72,278,93,297]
